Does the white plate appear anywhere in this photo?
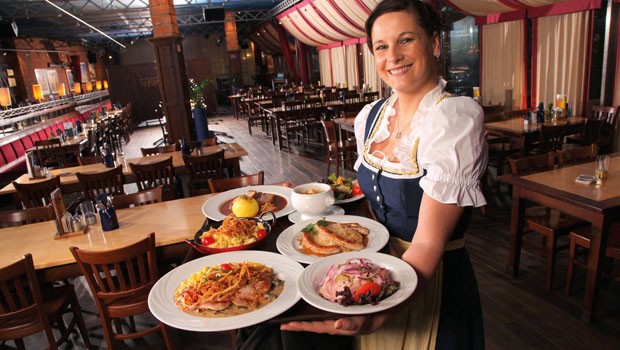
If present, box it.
[148,251,304,332]
[297,251,417,315]
[333,180,365,204]
[276,215,390,264]
[287,205,345,224]
[202,185,294,221]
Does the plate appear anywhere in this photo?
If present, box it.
[297,251,417,315]
[276,215,390,264]
[202,185,294,221]
[148,250,304,332]
[333,180,364,205]
[287,205,345,224]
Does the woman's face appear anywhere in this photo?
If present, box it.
[370,10,439,96]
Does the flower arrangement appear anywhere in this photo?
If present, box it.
[188,78,213,110]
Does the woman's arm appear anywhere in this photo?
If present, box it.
[280,194,464,335]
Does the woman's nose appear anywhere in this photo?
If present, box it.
[386,46,403,63]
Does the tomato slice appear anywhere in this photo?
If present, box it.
[219,263,232,271]
[353,282,381,303]
[256,229,267,240]
[352,183,363,196]
[201,235,215,246]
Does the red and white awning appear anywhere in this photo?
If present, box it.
[250,21,294,56]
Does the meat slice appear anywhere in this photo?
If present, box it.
[300,232,341,255]
[200,300,232,311]
[317,222,365,251]
[255,192,275,206]
[232,285,262,308]
[252,271,274,294]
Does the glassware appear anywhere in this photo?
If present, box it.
[80,201,97,225]
[595,155,610,185]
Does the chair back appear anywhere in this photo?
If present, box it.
[59,144,81,168]
[76,165,125,201]
[557,144,598,167]
[580,118,603,145]
[183,150,225,196]
[187,137,218,150]
[140,144,178,157]
[129,157,176,201]
[484,112,506,124]
[321,120,338,145]
[35,139,63,168]
[112,186,163,209]
[78,155,103,166]
[69,233,171,349]
[0,254,56,345]
[208,171,264,193]
[0,206,55,228]
[12,176,61,208]
[539,123,567,152]
[591,105,616,124]
[509,152,556,176]
[482,104,504,114]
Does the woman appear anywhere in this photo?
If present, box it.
[281,1,487,348]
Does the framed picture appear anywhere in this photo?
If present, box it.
[47,69,59,94]
[35,68,51,94]
[80,62,88,83]
[7,69,14,77]
[8,77,16,87]
[66,69,75,91]
[88,63,97,82]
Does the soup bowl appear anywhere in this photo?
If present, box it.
[291,182,335,220]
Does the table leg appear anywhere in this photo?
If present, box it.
[582,217,609,323]
[508,186,526,277]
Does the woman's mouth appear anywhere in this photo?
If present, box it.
[388,65,411,76]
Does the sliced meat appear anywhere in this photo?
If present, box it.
[200,300,231,311]
[252,271,273,294]
[343,222,370,235]
[232,285,262,308]
[246,190,258,198]
[317,222,365,251]
[300,232,341,255]
[255,192,275,206]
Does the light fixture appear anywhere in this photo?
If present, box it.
[44,0,126,49]
[0,87,11,108]
[103,80,108,89]
[32,84,43,102]
[73,82,82,94]
[85,82,93,92]
[57,83,66,97]
[96,81,102,90]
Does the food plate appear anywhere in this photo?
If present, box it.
[287,205,345,224]
[334,180,364,204]
[297,251,417,315]
[276,215,390,264]
[202,185,294,221]
[148,250,304,332]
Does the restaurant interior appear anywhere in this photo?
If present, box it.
[0,0,619,349]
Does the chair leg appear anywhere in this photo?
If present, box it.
[71,297,93,349]
[14,338,26,350]
[325,152,332,178]
[160,323,175,350]
[565,236,577,296]
[545,234,557,292]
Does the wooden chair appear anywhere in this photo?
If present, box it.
[34,139,63,168]
[566,223,620,295]
[208,171,264,193]
[534,123,568,154]
[76,165,125,201]
[70,233,174,350]
[509,153,588,291]
[129,157,177,201]
[482,104,504,114]
[0,205,55,227]
[140,144,178,157]
[321,120,357,178]
[557,144,598,167]
[594,105,618,153]
[0,253,92,349]
[58,143,81,168]
[187,136,218,150]
[78,155,103,166]
[182,150,225,196]
[112,186,163,209]
[12,175,61,208]
[565,118,603,148]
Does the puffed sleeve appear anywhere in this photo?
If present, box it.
[418,97,487,207]
[353,101,380,171]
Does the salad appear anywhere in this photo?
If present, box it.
[322,174,362,201]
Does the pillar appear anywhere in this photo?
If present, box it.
[225,11,243,93]
[148,0,194,143]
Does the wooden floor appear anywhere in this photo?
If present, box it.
[2,109,620,349]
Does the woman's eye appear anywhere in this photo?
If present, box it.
[400,37,413,44]
[374,44,387,51]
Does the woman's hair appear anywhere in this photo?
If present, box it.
[365,0,443,53]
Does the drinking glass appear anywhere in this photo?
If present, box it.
[80,201,97,225]
[595,155,610,184]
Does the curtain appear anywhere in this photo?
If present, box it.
[331,46,347,87]
[275,22,300,82]
[535,11,589,115]
[345,44,359,89]
[318,49,332,86]
[481,20,526,109]
[362,45,382,97]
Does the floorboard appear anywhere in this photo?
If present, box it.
[1,110,619,349]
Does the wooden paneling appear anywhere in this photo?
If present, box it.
[108,64,161,125]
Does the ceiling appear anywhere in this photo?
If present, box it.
[0,0,293,49]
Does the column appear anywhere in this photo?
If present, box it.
[225,11,243,93]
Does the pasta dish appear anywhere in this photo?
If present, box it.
[200,215,267,248]
[174,261,283,317]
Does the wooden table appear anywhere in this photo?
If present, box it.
[0,143,248,196]
[484,117,586,155]
[500,154,620,322]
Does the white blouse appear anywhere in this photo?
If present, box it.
[353,79,488,208]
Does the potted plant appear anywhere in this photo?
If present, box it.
[188,78,213,140]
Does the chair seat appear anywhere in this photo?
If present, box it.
[569,225,620,250]
[525,207,589,234]
[108,294,150,318]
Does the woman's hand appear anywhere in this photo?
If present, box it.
[280,313,391,335]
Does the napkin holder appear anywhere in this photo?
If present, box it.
[26,151,47,180]
[51,188,87,239]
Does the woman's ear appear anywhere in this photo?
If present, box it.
[432,32,441,58]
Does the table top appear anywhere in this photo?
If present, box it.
[0,142,248,195]
[484,116,586,135]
